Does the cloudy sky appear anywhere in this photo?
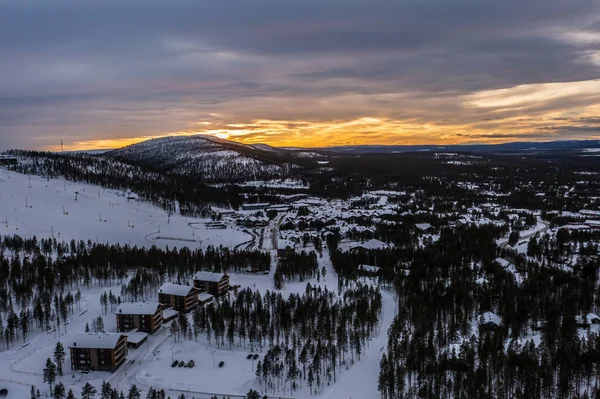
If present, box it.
[1,0,600,150]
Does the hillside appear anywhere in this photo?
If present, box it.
[107,135,302,183]
[0,169,251,249]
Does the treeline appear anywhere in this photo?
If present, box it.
[0,234,271,345]
[273,250,319,289]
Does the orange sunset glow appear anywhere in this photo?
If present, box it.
[1,1,599,151]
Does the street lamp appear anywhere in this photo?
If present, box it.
[212,350,216,368]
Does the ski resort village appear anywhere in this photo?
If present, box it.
[2,137,600,398]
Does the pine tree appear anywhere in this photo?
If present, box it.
[81,383,97,399]
[42,358,56,394]
[54,342,66,376]
[53,382,66,399]
[101,381,112,399]
[128,385,141,399]
[246,389,260,399]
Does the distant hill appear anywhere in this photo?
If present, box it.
[107,135,302,183]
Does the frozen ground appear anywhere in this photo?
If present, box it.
[0,169,251,250]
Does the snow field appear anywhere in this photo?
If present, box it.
[0,170,251,250]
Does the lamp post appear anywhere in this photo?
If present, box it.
[212,350,216,368]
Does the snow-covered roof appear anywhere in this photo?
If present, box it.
[350,239,388,251]
[495,258,511,268]
[199,293,214,302]
[116,302,161,315]
[193,271,226,282]
[123,330,148,344]
[158,283,195,296]
[415,223,433,231]
[358,264,381,273]
[480,312,502,326]
[563,224,592,230]
[278,239,295,250]
[69,333,125,349]
[163,308,178,320]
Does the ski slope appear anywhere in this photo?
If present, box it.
[0,169,251,249]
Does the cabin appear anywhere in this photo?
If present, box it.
[349,239,388,251]
[69,333,128,372]
[205,221,227,229]
[277,239,296,259]
[115,302,164,334]
[357,264,381,277]
[479,312,502,332]
[157,283,198,313]
[242,203,270,211]
[0,155,18,167]
[193,272,230,297]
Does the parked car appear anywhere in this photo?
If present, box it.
[186,360,195,368]
[219,361,225,368]
[178,361,184,367]
[246,354,253,360]
[171,360,179,368]
[253,354,259,360]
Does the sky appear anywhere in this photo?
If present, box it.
[0,0,600,151]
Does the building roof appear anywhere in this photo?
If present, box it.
[358,264,381,274]
[199,293,214,302]
[480,312,502,326]
[278,239,295,250]
[162,308,179,320]
[158,283,195,296]
[495,258,511,268]
[123,330,148,344]
[415,223,433,231]
[350,239,388,251]
[193,271,227,283]
[69,333,125,349]
[116,302,161,315]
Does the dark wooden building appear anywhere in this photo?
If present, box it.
[69,333,128,372]
[158,283,198,313]
[193,272,230,297]
[115,302,163,334]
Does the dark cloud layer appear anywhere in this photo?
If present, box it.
[0,0,599,149]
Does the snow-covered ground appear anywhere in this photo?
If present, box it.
[0,169,251,250]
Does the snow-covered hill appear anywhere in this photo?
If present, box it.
[0,169,251,249]
[108,135,297,183]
